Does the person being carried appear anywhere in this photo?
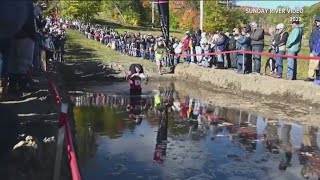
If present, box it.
[126,64,148,96]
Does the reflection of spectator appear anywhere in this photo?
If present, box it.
[280,124,291,146]
[99,94,105,106]
[300,126,318,152]
[302,125,312,148]
[278,150,292,171]
[264,119,279,152]
[278,124,292,171]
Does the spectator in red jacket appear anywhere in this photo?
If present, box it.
[182,31,191,63]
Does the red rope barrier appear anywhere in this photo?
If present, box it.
[102,38,320,60]
[166,50,320,60]
[48,80,82,180]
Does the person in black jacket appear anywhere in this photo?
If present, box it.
[135,33,141,57]
[250,21,265,74]
[272,23,289,78]
[229,30,238,69]
[190,34,197,63]
[140,35,147,59]
[148,35,156,61]
[195,29,202,64]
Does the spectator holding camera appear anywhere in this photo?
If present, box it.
[307,16,320,82]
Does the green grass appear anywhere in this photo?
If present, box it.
[261,35,309,79]
[66,22,310,79]
[65,29,159,69]
[94,12,185,39]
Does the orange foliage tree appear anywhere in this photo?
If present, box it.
[179,7,199,31]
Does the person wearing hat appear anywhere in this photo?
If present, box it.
[306,16,320,81]
[272,23,289,78]
[286,19,304,80]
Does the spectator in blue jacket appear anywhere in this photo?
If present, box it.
[236,26,251,73]
[306,16,320,81]
[214,32,227,69]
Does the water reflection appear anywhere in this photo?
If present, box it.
[153,107,169,163]
[73,86,320,179]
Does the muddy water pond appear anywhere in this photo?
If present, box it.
[72,83,320,180]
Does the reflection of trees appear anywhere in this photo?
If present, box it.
[168,115,189,135]
[73,106,130,165]
[73,107,97,166]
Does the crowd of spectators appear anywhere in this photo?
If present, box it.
[65,17,320,81]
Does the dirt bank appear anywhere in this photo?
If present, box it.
[0,67,71,180]
[146,81,320,127]
[173,64,320,107]
[61,59,320,127]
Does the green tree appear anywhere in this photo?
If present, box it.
[204,1,248,32]
[101,0,151,26]
[169,10,179,29]
[59,1,101,22]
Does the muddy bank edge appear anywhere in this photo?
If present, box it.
[173,64,320,107]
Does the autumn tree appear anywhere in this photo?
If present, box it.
[179,8,199,31]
